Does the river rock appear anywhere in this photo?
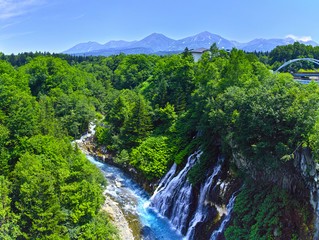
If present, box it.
[102,194,134,240]
[115,181,122,188]
[303,148,313,165]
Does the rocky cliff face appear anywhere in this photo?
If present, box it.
[294,148,319,239]
[294,148,318,189]
[233,147,318,239]
[232,149,308,194]
[81,129,318,239]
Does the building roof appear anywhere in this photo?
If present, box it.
[190,48,209,53]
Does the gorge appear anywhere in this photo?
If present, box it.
[80,130,243,240]
[1,43,319,239]
[83,128,318,240]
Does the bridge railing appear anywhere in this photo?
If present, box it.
[274,58,319,73]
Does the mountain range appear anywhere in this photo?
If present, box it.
[63,31,318,56]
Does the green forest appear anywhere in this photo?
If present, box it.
[1,42,319,239]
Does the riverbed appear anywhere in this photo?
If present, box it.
[87,155,184,240]
[76,123,184,240]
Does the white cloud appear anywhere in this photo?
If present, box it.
[0,0,45,20]
[0,22,16,30]
[286,34,313,42]
[0,30,33,40]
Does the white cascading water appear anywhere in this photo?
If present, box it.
[184,157,223,240]
[151,163,177,197]
[78,124,184,240]
[209,186,243,240]
[80,124,242,239]
[310,191,319,239]
[150,150,202,234]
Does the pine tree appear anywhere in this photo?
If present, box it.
[107,95,127,132]
[0,176,21,239]
[13,154,65,239]
[121,95,152,148]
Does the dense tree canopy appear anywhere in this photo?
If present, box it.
[0,58,118,239]
[253,42,319,72]
[1,43,319,239]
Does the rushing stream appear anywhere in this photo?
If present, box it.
[88,155,184,240]
[79,124,240,239]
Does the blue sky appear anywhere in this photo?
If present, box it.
[0,0,317,54]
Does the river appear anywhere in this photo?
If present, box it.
[87,155,184,240]
[78,124,239,240]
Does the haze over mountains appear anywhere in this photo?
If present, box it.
[63,31,318,56]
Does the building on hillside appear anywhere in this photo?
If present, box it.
[190,48,209,62]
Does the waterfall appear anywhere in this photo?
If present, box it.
[311,191,319,239]
[209,186,243,240]
[150,150,202,234]
[149,150,243,239]
[151,163,177,198]
[184,157,223,240]
[74,122,95,144]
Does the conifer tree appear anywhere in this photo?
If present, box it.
[0,176,21,239]
[122,94,152,148]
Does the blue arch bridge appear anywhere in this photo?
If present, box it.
[274,58,319,84]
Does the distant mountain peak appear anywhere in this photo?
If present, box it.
[130,33,176,52]
[64,41,103,54]
[63,31,318,56]
[196,31,215,36]
[148,32,167,37]
[141,33,174,41]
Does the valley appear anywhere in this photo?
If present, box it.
[0,42,319,239]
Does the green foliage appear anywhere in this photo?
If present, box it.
[269,42,319,71]
[225,182,313,240]
[142,54,195,113]
[173,140,197,165]
[106,95,128,131]
[195,56,318,167]
[112,54,156,89]
[2,47,319,239]
[152,103,177,134]
[182,47,192,58]
[2,52,97,67]
[10,135,108,239]
[187,148,218,185]
[20,56,87,96]
[95,125,114,149]
[54,91,96,137]
[19,56,103,138]
[5,90,38,139]
[167,111,199,164]
[0,57,118,239]
[36,94,68,138]
[0,124,10,176]
[130,136,172,180]
[78,211,119,240]
[13,154,65,239]
[0,176,21,239]
[114,149,130,166]
[120,94,152,148]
